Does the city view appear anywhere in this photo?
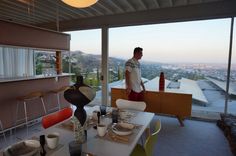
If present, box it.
[36,50,236,85]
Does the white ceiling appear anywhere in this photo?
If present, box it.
[0,0,235,31]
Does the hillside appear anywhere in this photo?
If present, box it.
[69,50,126,72]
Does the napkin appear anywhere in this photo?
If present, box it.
[108,132,129,143]
[114,124,131,132]
[119,122,134,130]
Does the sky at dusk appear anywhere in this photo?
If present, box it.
[66,18,236,64]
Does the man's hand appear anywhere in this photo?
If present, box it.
[126,87,131,95]
[141,81,146,93]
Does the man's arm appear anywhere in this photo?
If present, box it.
[125,70,131,95]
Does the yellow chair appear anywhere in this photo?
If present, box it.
[131,120,161,156]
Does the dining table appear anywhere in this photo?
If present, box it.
[1,106,155,156]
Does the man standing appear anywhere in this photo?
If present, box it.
[125,47,145,101]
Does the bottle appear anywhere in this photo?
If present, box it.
[159,72,165,91]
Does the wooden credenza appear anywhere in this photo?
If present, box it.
[111,88,192,126]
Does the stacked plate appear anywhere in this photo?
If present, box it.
[112,123,134,136]
[4,140,40,156]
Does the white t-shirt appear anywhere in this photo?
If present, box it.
[125,58,142,93]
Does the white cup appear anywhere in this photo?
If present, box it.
[97,124,107,137]
[100,116,111,126]
[46,132,60,149]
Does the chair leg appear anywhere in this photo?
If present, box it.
[140,127,151,147]
[145,128,151,138]
[23,101,28,126]
[141,135,144,146]
[57,93,61,110]
[3,131,7,143]
[14,101,20,136]
[23,101,29,136]
[41,97,47,114]
[0,121,6,143]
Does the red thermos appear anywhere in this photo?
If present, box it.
[159,72,165,91]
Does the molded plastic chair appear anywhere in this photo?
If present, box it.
[131,119,161,156]
[0,120,6,143]
[116,99,146,111]
[42,107,73,129]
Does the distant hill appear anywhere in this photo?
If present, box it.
[67,50,165,80]
[69,50,127,72]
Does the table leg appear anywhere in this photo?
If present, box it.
[176,116,184,127]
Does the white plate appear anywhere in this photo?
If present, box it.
[112,124,132,136]
[4,140,40,156]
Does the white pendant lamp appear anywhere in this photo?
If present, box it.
[61,0,98,8]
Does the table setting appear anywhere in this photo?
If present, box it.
[0,105,154,156]
[84,105,143,145]
[56,105,141,145]
[2,133,63,156]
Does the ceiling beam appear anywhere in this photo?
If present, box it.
[138,0,148,10]
[169,0,173,7]
[33,1,63,19]
[109,0,125,12]
[0,5,49,24]
[88,6,104,16]
[38,0,236,31]
[155,0,161,8]
[152,0,160,8]
[96,2,113,15]
[123,0,136,11]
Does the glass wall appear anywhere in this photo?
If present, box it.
[63,18,234,119]
[228,17,236,115]
[65,29,102,105]
[109,18,232,119]
[34,50,56,76]
[62,51,71,73]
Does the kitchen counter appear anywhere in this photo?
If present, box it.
[0,73,74,83]
[0,73,73,129]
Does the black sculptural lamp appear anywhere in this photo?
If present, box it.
[64,75,96,143]
[64,75,96,126]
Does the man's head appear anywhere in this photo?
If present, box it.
[133,47,143,60]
